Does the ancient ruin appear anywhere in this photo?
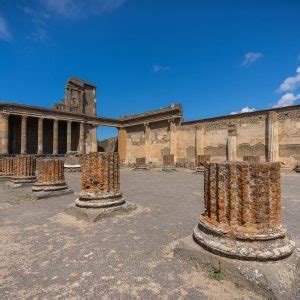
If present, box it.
[65,152,136,221]
[195,155,210,173]
[161,154,176,171]
[11,154,36,185]
[64,151,83,172]
[0,156,13,180]
[134,157,148,170]
[32,159,72,198]
[193,161,295,260]
[243,155,260,162]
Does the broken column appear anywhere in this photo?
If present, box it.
[162,154,176,171]
[11,155,36,185]
[134,157,148,170]
[193,161,295,260]
[65,152,136,222]
[243,155,260,163]
[0,156,14,180]
[195,155,210,173]
[32,159,72,198]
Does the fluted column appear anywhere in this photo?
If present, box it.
[67,121,72,153]
[21,116,27,154]
[267,111,279,162]
[38,118,43,155]
[1,113,9,154]
[53,119,58,155]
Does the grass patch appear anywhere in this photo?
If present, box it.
[209,271,224,281]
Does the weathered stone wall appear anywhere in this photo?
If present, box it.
[121,106,300,169]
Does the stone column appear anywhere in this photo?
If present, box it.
[144,123,151,164]
[169,120,177,162]
[195,124,204,157]
[193,162,295,261]
[227,125,237,161]
[1,113,9,155]
[118,128,127,163]
[21,116,27,154]
[53,119,58,155]
[67,121,72,153]
[38,118,43,155]
[91,126,98,152]
[267,111,279,162]
[11,154,36,184]
[79,122,84,154]
[0,156,13,179]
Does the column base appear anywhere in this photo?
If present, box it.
[64,164,82,172]
[11,176,36,185]
[64,199,137,222]
[193,223,295,261]
[174,235,300,300]
[0,173,13,181]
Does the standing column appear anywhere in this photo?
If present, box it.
[118,128,127,163]
[53,119,58,155]
[144,123,151,164]
[1,113,9,154]
[195,124,204,157]
[91,126,98,152]
[227,126,237,161]
[21,115,27,154]
[79,122,85,154]
[267,111,279,162]
[38,118,43,155]
[67,121,72,153]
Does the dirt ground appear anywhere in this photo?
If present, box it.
[0,169,299,299]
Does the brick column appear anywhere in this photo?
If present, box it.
[21,116,27,154]
[193,162,295,261]
[12,154,36,184]
[67,121,72,153]
[79,122,84,154]
[53,119,58,155]
[267,111,279,162]
[38,118,43,155]
[1,113,9,154]
[144,123,151,164]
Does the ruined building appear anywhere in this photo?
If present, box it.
[1,78,300,169]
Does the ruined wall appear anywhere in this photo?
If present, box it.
[149,121,170,164]
[176,125,195,164]
[122,106,300,169]
[277,109,300,167]
[126,125,145,164]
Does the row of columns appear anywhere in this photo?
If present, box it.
[1,114,86,155]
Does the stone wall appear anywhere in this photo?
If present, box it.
[120,105,300,169]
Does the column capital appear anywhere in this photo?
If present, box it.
[21,115,28,120]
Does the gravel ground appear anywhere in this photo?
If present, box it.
[0,169,299,299]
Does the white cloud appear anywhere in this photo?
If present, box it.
[241,52,263,67]
[273,92,300,108]
[152,64,170,73]
[230,106,256,115]
[0,14,12,42]
[41,0,127,19]
[278,67,300,92]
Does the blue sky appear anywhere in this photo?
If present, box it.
[1,0,300,138]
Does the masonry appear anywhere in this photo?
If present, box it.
[118,104,300,170]
[1,78,300,169]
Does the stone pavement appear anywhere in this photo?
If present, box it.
[0,169,299,299]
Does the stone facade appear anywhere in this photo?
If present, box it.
[119,105,300,170]
[11,155,36,184]
[193,161,295,261]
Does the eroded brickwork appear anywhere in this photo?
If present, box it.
[0,157,13,175]
[193,161,295,261]
[36,159,65,184]
[12,155,36,183]
[81,152,120,199]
